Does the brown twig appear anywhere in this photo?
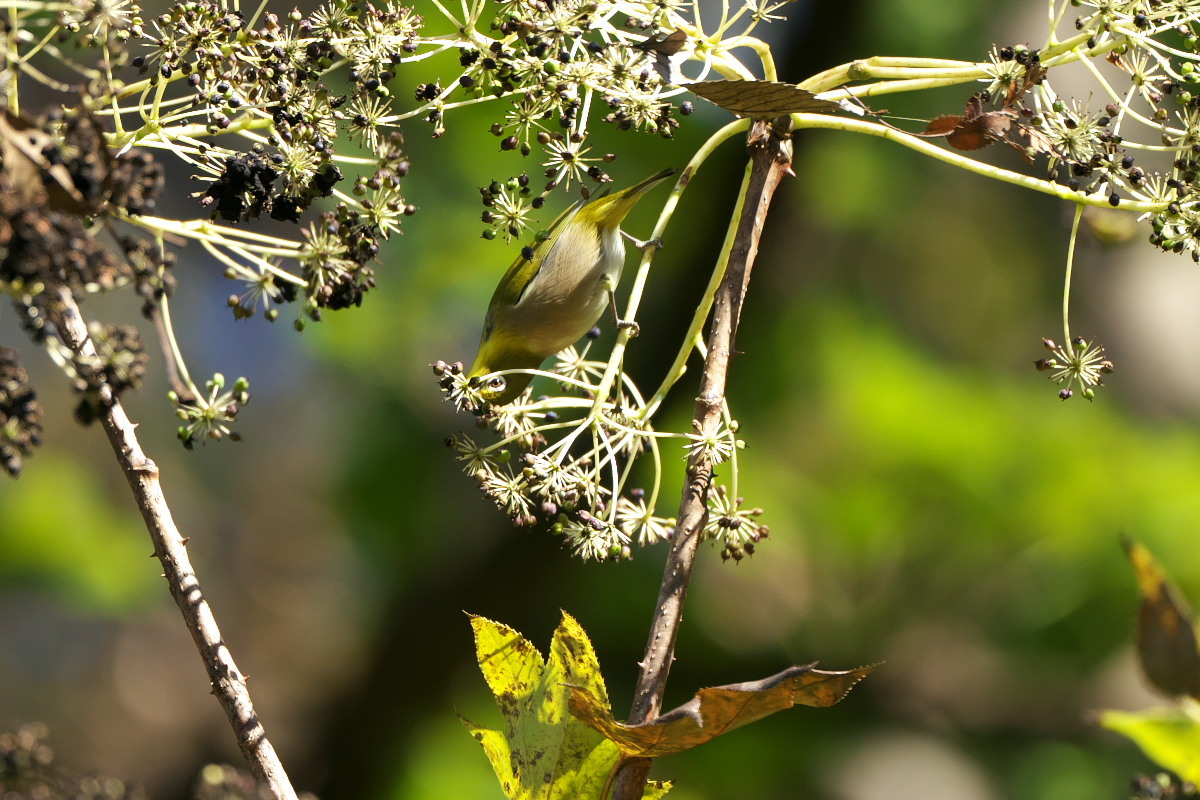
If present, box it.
[611,119,793,800]
[49,287,298,800]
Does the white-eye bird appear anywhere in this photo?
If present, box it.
[468,168,677,405]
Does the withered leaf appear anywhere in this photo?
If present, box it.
[917,94,1016,152]
[567,663,876,758]
[0,110,89,213]
[1004,63,1047,107]
[637,29,687,57]
[1124,538,1200,699]
[687,80,843,119]
[1014,122,1056,163]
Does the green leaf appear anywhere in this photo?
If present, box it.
[461,612,672,799]
[687,80,843,119]
[1100,706,1200,782]
[567,663,876,758]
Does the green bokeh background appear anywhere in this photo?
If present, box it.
[2,1,1196,798]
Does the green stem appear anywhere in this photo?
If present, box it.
[588,117,750,419]
[790,113,1165,213]
[639,167,744,421]
[159,294,199,398]
[1063,203,1084,347]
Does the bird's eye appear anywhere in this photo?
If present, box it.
[487,376,506,392]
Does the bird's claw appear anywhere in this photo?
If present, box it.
[616,318,641,337]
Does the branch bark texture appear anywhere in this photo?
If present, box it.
[50,288,298,800]
[613,119,794,800]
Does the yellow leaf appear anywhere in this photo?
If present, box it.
[687,80,842,119]
[461,613,671,799]
[1101,706,1200,782]
[567,663,876,758]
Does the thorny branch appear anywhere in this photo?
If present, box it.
[611,119,793,800]
[47,287,298,800]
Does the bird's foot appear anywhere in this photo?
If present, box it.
[638,236,664,254]
[622,231,665,253]
[616,318,641,337]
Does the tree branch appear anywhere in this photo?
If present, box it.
[49,287,298,800]
[612,119,793,800]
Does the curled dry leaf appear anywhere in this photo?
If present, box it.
[917,64,1047,163]
[637,29,687,57]
[918,94,1016,152]
[1123,537,1200,699]
[567,663,876,758]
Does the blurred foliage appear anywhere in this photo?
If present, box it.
[0,722,146,799]
[0,453,157,613]
[3,0,1200,799]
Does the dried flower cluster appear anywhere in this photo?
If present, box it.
[0,347,43,477]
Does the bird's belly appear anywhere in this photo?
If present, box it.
[511,225,625,356]
[516,273,609,355]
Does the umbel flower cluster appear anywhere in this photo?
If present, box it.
[430,0,1200,548]
[1,0,773,463]
[434,341,768,562]
[878,1,1200,400]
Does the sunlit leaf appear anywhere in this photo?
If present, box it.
[567,663,875,758]
[1100,706,1200,782]
[687,80,842,119]
[1123,538,1200,699]
[461,613,672,799]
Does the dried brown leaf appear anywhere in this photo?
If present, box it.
[1124,538,1200,699]
[0,111,88,212]
[917,94,1016,152]
[567,663,876,758]
[687,80,842,119]
[638,29,687,57]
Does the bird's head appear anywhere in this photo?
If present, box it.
[467,327,545,406]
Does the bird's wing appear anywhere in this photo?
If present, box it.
[498,198,587,306]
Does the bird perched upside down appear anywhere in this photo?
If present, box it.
[467,168,677,405]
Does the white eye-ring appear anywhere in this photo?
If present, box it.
[486,376,506,392]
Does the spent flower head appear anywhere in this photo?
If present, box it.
[1034,337,1114,401]
[172,374,251,448]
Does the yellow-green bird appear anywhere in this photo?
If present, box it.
[468,168,677,405]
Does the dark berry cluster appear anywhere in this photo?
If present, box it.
[0,347,43,478]
[71,323,149,426]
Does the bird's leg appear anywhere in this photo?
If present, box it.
[609,232,664,336]
[622,231,664,253]
[605,276,639,337]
